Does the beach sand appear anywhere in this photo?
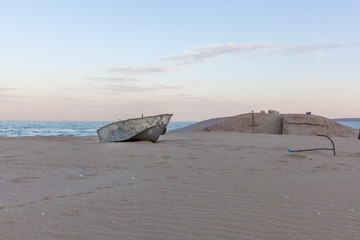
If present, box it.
[1,132,360,239]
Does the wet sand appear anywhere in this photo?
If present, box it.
[0,132,360,239]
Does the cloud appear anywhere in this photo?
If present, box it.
[84,77,139,82]
[103,84,183,93]
[152,84,183,90]
[160,43,277,63]
[108,66,176,75]
[104,85,154,93]
[0,87,25,101]
[0,86,18,91]
[160,42,360,64]
[45,70,78,77]
[159,93,209,102]
[283,43,351,55]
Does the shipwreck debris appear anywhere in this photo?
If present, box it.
[287,134,336,156]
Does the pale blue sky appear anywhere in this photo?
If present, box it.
[1,0,359,121]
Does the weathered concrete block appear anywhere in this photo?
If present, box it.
[283,114,358,137]
[268,109,280,114]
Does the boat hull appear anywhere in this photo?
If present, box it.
[97,114,173,142]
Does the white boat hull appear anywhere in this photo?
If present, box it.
[97,114,173,142]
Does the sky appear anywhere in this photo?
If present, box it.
[1,0,359,121]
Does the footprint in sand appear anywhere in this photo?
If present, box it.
[71,191,95,197]
[3,154,22,161]
[144,161,172,168]
[165,176,179,179]
[12,176,39,183]
[141,178,152,182]
[311,164,340,172]
[285,154,308,159]
[345,152,360,158]
[96,186,113,190]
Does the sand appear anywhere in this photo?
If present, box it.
[1,132,360,239]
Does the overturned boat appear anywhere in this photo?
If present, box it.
[97,114,173,143]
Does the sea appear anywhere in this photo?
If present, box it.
[0,121,196,137]
[0,119,359,137]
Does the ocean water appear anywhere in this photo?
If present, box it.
[0,120,358,137]
[338,122,360,129]
[0,121,196,137]
[334,119,360,130]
